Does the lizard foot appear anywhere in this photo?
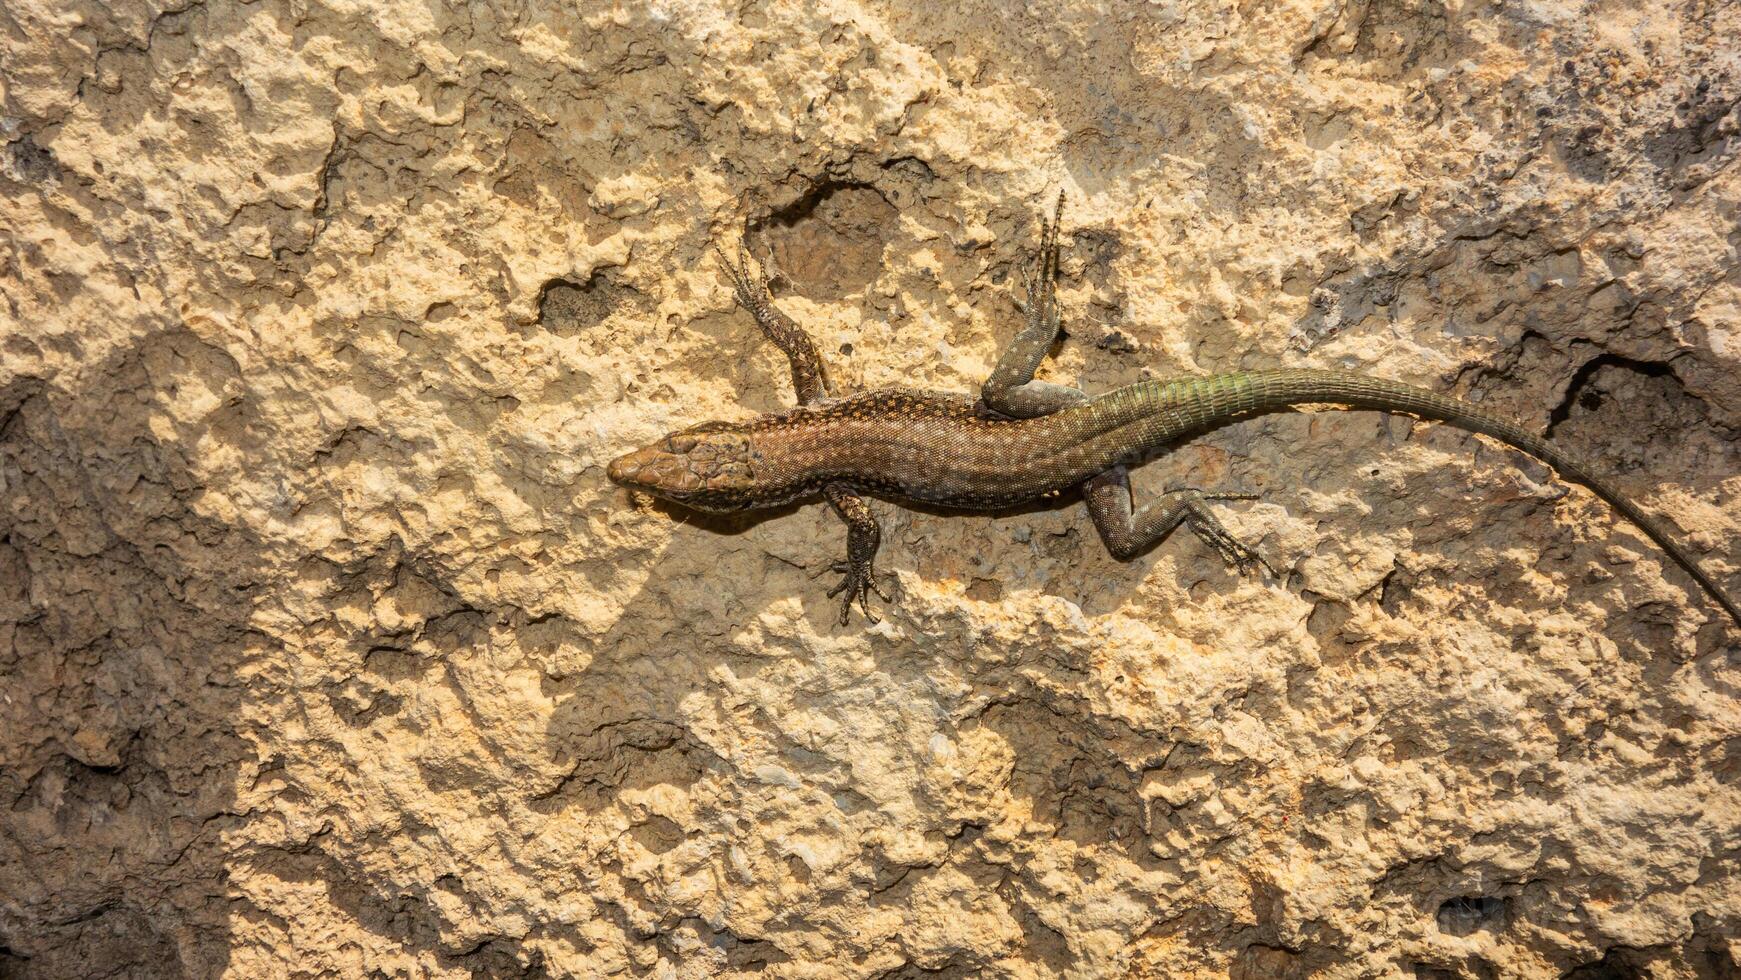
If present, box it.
[1179,491,1278,578]
[713,239,769,311]
[826,559,893,625]
[1017,190,1065,329]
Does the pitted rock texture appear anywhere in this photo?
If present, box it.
[4,1,1741,977]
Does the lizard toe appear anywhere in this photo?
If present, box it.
[826,561,887,624]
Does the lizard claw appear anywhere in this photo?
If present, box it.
[827,559,892,625]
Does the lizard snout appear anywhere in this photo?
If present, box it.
[607,443,704,496]
[605,450,642,486]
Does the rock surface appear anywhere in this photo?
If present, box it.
[4,1,1741,977]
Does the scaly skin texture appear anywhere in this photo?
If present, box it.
[609,198,1741,627]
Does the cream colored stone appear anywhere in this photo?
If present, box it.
[3,0,1741,977]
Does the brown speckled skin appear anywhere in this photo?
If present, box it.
[610,202,1741,627]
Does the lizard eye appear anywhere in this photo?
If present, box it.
[667,434,699,453]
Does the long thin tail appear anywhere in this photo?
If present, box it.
[1132,369,1741,626]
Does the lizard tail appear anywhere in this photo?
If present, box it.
[1145,369,1741,627]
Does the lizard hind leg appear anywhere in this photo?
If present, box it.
[1085,467,1277,577]
[981,191,1090,419]
[713,238,831,405]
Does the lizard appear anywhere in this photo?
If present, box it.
[608,194,1741,628]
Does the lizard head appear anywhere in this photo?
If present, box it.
[607,420,770,512]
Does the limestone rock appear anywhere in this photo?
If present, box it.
[3,1,1739,976]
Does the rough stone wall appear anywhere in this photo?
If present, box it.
[3,0,1740,977]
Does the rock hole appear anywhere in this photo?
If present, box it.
[1435,895,1505,936]
[757,181,896,301]
[1546,353,1677,435]
[1305,596,1356,660]
[628,813,686,855]
[537,272,637,337]
[1231,943,1300,980]
[4,133,58,183]
[1562,945,1657,980]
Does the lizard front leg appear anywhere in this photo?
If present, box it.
[824,483,892,624]
[1085,466,1277,576]
[981,191,1091,418]
[715,241,831,405]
